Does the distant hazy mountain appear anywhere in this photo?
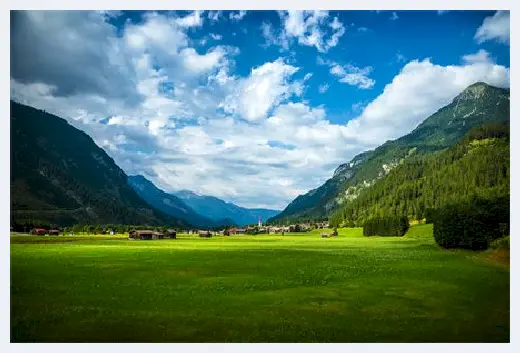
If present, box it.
[128,175,234,228]
[10,101,185,227]
[270,82,510,224]
[173,190,280,226]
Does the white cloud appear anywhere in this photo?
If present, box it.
[10,12,512,210]
[318,84,329,93]
[261,21,289,49]
[221,59,302,122]
[210,33,223,40]
[175,10,204,28]
[326,17,346,48]
[390,12,399,20]
[345,52,510,144]
[229,10,247,21]
[207,11,222,22]
[475,11,510,44]
[125,13,188,54]
[462,49,493,64]
[329,63,375,89]
[396,53,407,63]
[179,47,228,74]
[318,57,375,89]
[272,11,345,52]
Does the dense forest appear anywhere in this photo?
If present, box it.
[329,122,510,227]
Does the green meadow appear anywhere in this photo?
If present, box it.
[10,225,509,343]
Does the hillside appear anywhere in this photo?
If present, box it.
[330,122,510,226]
[10,101,186,227]
[128,175,234,228]
[270,82,510,224]
[173,190,280,226]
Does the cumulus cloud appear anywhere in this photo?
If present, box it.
[319,57,375,89]
[229,10,247,21]
[261,21,285,49]
[345,52,509,144]
[462,49,493,64]
[175,10,204,28]
[330,63,375,89]
[262,11,346,53]
[475,11,510,44]
[179,46,229,74]
[10,11,139,102]
[318,84,329,93]
[207,11,222,22]
[10,11,511,210]
[221,59,303,122]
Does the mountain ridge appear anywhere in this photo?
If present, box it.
[172,190,281,226]
[10,101,186,227]
[269,82,510,224]
[128,175,235,228]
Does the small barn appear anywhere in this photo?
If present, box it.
[199,230,212,238]
[48,229,60,236]
[31,228,47,236]
[129,230,154,240]
[165,229,177,239]
[152,231,164,240]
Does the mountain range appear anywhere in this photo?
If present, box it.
[269,82,510,224]
[10,82,509,228]
[173,189,280,226]
[127,175,230,227]
[10,101,185,227]
[128,175,280,227]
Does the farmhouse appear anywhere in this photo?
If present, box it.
[199,230,212,238]
[152,231,164,240]
[229,228,246,234]
[129,230,154,240]
[165,229,177,239]
[316,222,329,229]
[31,228,47,235]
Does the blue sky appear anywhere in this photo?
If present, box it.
[107,10,510,124]
[11,10,510,209]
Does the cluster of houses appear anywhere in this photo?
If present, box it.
[30,228,61,235]
[128,229,177,240]
[25,221,332,240]
[189,222,331,238]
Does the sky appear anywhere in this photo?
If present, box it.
[10,10,510,210]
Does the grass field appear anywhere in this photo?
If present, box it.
[10,225,510,343]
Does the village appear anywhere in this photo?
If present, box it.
[20,220,333,239]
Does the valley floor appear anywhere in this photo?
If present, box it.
[10,225,509,343]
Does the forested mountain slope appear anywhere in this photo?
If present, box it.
[329,122,510,226]
[11,101,186,227]
[270,82,509,224]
